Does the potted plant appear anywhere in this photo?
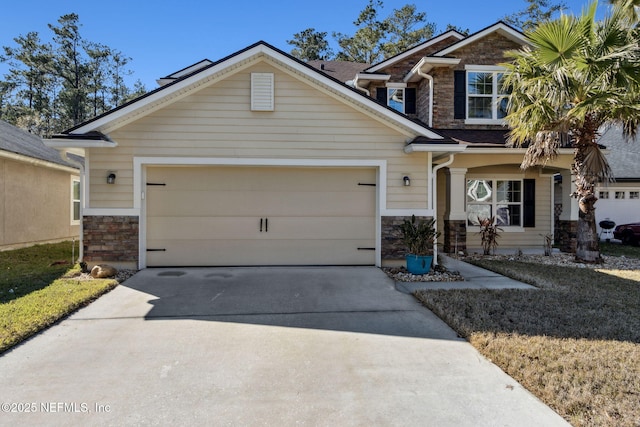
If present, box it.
[400,215,440,274]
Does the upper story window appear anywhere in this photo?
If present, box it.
[376,85,416,115]
[388,88,405,113]
[467,71,508,120]
[454,66,509,124]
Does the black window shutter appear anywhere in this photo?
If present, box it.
[523,179,535,228]
[405,88,416,114]
[454,70,466,119]
[376,88,387,105]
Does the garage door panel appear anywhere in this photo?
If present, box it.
[145,166,376,266]
[147,190,375,217]
[146,239,375,266]
[147,216,262,240]
[147,216,375,240]
[146,167,376,192]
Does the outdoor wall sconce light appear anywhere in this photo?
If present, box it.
[107,172,116,184]
[403,175,411,186]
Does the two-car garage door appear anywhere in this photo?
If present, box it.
[145,166,376,266]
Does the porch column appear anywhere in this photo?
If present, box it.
[557,170,579,253]
[443,168,468,253]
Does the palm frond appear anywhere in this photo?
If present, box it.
[580,143,614,183]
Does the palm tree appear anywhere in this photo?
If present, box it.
[502,1,640,263]
[608,0,640,23]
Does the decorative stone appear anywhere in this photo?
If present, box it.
[90,264,118,278]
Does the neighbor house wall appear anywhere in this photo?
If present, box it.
[594,182,640,235]
[0,156,79,249]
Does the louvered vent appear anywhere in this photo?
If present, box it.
[251,73,274,111]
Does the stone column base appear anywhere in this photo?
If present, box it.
[83,216,139,265]
[443,220,466,254]
[381,216,434,260]
[556,220,577,253]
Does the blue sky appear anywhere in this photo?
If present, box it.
[1,0,609,90]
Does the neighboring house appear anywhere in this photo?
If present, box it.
[46,22,577,269]
[594,125,640,236]
[0,120,81,250]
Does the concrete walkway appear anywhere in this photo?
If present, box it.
[0,266,567,426]
[396,255,537,293]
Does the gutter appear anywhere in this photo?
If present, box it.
[352,75,370,96]
[0,150,78,174]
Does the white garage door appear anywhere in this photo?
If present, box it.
[145,166,376,266]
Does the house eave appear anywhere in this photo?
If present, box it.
[0,149,79,173]
[64,42,444,141]
[404,142,467,154]
[43,138,117,155]
[434,22,528,57]
[404,57,461,82]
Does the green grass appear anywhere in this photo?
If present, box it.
[0,242,118,353]
[414,258,640,427]
[600,241,640,258]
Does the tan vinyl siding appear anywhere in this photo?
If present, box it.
[88,62,427,210]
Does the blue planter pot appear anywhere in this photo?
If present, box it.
[405,254,433,275]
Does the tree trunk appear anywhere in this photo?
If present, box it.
[576,194,602,263]
[573,120,604,264]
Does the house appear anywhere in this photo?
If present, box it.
[45,22,577,269]
[594,125,640,237]
[0,120,81,250]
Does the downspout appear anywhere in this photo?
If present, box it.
[353,75,370,96]
[58,150,84,263]
[431,154,455,265]
[416,69,433,127]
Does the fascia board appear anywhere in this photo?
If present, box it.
[263,51,443,139]
[434,23,528,57]
[0,149,78,173]
[44,138,116,150]
[71,45,269,134]
[366,31,465,73]
[404,57,461,82]
[404,144,467,154]
[74,43,444,140]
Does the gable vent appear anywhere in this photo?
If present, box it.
[251,73,274,111]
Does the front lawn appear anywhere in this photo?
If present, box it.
[415,256,640,427]
[0,242,118,353]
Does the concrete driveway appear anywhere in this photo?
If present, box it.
[0,267,568,426]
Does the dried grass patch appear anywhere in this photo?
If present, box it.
[415,260,640,427]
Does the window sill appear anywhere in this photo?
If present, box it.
[499,226,525,233]
[465,118,506,125]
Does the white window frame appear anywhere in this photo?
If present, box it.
[466,178,524,231]
[71,178,81,225]
[615,191,626,199]
[386,83,407,113]
[630,191,639,200]
[465,65,508,125]
[599,191,610,199]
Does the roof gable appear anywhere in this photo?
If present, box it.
[365,30,465,73]
[434,22,527,57]
[63,41,443,140]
